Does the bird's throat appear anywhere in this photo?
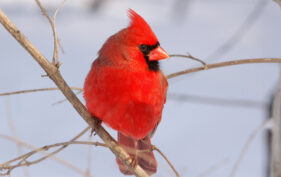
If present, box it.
[144,55,159,71]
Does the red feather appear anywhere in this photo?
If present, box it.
[84,9,168,175]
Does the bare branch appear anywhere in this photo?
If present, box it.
[169,54,207,69]
[166,58,281,79]
[0,127,92,177]
[152,145,180,177]
[0,9,149,177]
[1,140,106,171]
[52,0,66,66]
[35,0,65,67]
[0,87,82,96]
[28,127,91,166]
[34,0,52,27]
[52,90,83,106]
[270,66,281,177]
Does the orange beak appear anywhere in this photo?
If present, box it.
[148,46,169,61]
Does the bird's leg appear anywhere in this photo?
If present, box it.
[122,154,138,174]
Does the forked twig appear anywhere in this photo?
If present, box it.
[0,127,92,176]
[52,0,66,65]
[35,0,66,67]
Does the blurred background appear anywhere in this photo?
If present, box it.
[1,0,281,177]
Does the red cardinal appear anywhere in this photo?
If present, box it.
[84,9,168,175]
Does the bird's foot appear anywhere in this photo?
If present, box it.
[90,118,102,136]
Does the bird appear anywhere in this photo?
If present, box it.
[84,9,168,176]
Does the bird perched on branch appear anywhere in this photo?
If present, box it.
[84,9,168,175]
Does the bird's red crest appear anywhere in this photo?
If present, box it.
[127,9,158,45]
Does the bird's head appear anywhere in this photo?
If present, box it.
[123,9,169,71]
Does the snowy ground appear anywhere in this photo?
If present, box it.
[1,0,281,177]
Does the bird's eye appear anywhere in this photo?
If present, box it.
[139,44,149,54]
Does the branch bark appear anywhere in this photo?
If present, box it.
[270,67,281,177]
[0,9,149,177]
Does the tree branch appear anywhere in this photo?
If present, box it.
[35,0,65,67]
[0,9,149,177]
[152,145,180,177]
[0,127,91,176]
[0,87,82,96]
[166,58,281,79]
[270,67,281,177]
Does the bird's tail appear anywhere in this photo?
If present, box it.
[116,132,157,176]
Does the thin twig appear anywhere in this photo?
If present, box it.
[169,53,208,69]
[35,0,65,67]
[52,90,83,106]
[28,127,91,166]
[0,9,149,177]
[34,0,52,26]
[1,127,89,166]
[0,87,269,110]
[137,139,180,177]
[52,0,66,66]
[0,139,105,176]
[0,87,82,96]
[152,145,180,177]
[230,119,271,177]
[0,87,82,106]
[166,58,281,79]
[0,127,93,177]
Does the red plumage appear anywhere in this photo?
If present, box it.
[84,9,168,175]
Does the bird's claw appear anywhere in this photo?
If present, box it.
[90,118,102,136]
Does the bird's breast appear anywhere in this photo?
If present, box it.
[84,62,167,139]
